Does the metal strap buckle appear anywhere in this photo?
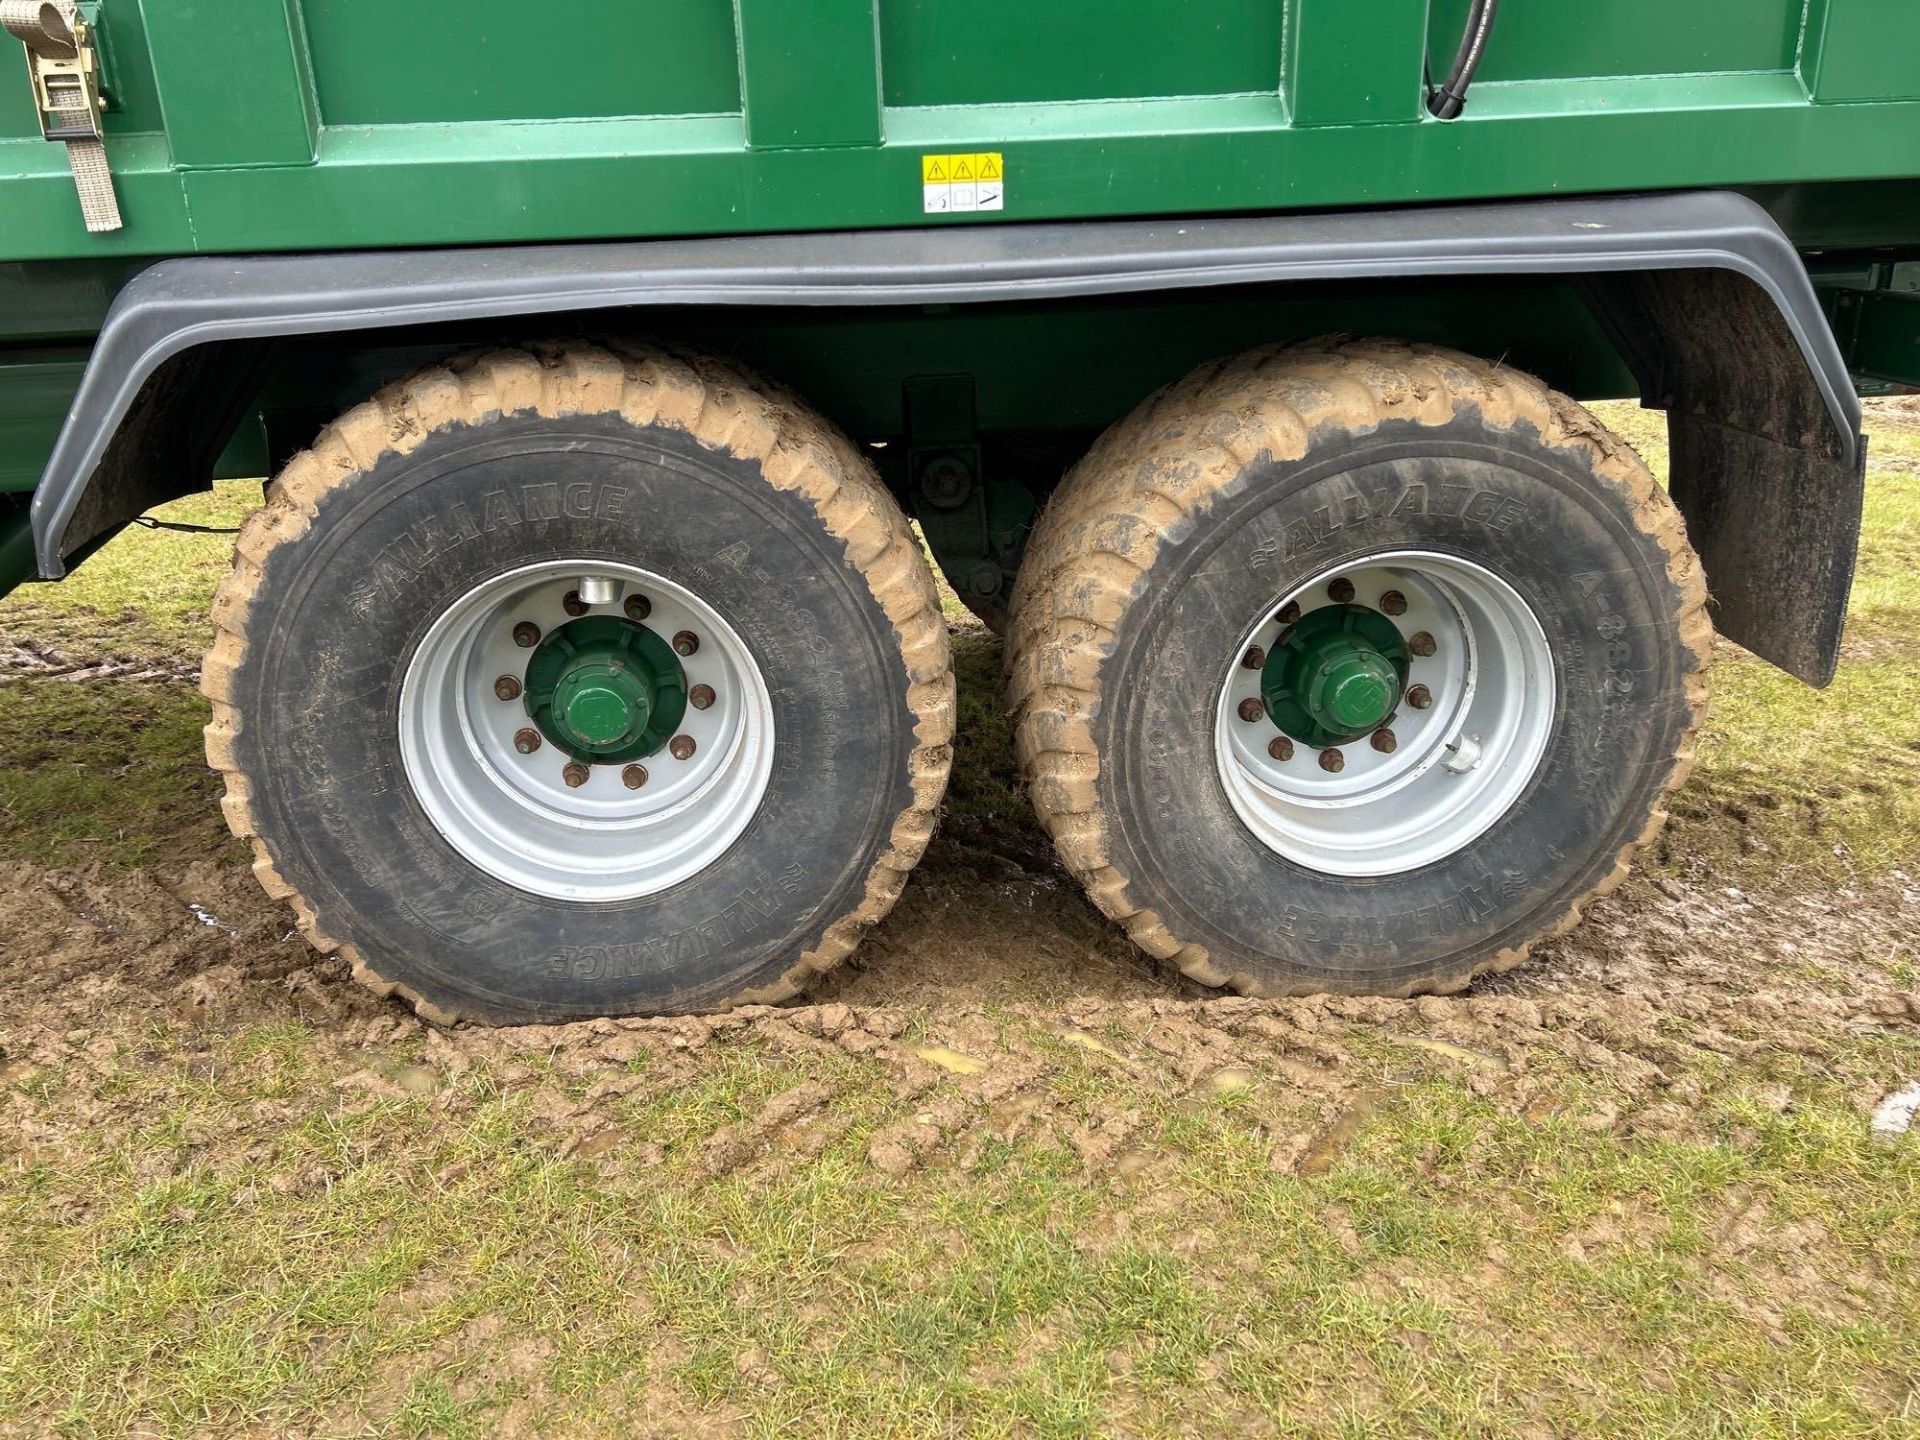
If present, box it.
[2,0,121,233]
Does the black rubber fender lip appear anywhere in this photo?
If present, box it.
[32,189,1860,579]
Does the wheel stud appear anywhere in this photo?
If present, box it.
[494,675,522,702]
[1276,600,1301,625]
[1371,728,1398,754]
[673,630,700,657]
[1238,697,1266,723]
[1241,645,1265,670]
[624,594,652,622]
[513,727,541,754]
[689,683,716,710]
[563,761,591,788]
[1319,747,1345,773]
[561,590,588,617]
[621,764,648,790]
[1407,683,1433,710]
[1268,735,1294,761]
[1328,577,1356,604]
[1380,590,1407,616]
[512,621,541,648]
[1408,631,1436,657]
[669,734,697,761]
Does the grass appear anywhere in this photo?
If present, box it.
[0,400,1917,1436]
[2,1025,1915,1436]
[0,481,260,660]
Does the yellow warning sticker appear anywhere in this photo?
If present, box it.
[921,152,1004,215]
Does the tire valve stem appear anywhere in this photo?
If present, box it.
[1238,697,1266,723]
[1406,683,1433,710]
[562,761,591,788]
[1371,728,1397,754]
[1380,590,1408,616]
[1328,577,1356,604]
[512,621,541,648]
[1319,747,1345,773]
[1408,631,1436,658]
[673,631,700,657]
[689,683,716,710]
[1241,645,1265,670]
[622,764,648,790]
[513,728,541,754]
[494,675,522,702]
[669,734,697,761]
[1268,735,1294,761]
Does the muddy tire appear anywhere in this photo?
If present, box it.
[203,343,953,1024]
[1008,339,1710,996]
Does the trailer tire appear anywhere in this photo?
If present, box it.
[203,343,953,1024]
[1008,339,1710,996]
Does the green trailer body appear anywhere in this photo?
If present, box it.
[0,1,1916,1022]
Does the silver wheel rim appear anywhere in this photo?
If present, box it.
[1215,550,1555,877]
[398,559,774,901]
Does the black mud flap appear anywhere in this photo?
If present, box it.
[1587,268,1863,686]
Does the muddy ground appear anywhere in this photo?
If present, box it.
[5,624,1916,1186]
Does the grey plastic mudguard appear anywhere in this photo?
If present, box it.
[30,189,1863,683]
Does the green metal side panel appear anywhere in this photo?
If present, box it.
[2,0,1919,262]
[1287,0,1429,126]
[138,0,316,167]
[878,1,1283,106]
[0,3,1915,267]
[736,0,881,148]
[303,0,742,124]
[1426,0,1799,81]
[1801,0,1920,103]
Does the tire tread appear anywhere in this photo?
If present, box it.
[1006,339,1711,997]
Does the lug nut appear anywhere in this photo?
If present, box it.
[669,734,697,761]
[1371,728,1398,754]
[1241,645,1265,670]
[1319,748,1345,774]
[563,761,591,788]
[1238,697,1266,723]
[1408,631,1436,657]
[673,630,700,657]
[562,590,589,617]
[689,683,716,710]
[1407,684,1433,710]
[621,764,649,790]
[1276,600,1301,625]
[624,594,652,622]
[1327,577,1356,604]
[1267,736,1294,761]
[513,728,541,754]
[1380,590,1407,616]
[512,621,541,648]
[493,675,522,702]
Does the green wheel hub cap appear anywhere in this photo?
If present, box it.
[1262,604,1410,747]
[522,615,687,762]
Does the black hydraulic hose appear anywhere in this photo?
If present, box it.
[1427,0,1501,119]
